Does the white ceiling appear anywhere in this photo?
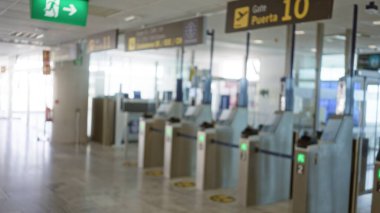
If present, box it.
[0,0,379,56]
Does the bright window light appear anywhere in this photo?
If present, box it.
[219,59,260,82]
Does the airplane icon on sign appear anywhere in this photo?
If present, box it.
[233,7,250,29]
[236,10,248,21]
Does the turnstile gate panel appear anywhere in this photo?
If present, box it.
[292,116,353,213]
[164,123,195,178]
[372,162,380,212]
[238,112,294,207]
[163,105,212,179]
[196,130,220,190]
[138,118,166,168]
[138,102,183,169]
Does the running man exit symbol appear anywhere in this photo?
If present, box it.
[31,0,88,26]
[233,7,250,29]
[45,0,60,18]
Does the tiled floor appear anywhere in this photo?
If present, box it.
[0,115,374,213]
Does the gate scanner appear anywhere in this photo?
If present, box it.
[138,101,183,169]
[164,30,215,179]
[164,75,213,179]
[196,33,251,190]
[196,80,249,190]
[164,104,212,178]
[196,107,247,190]
[372,149,380,212]
[292,115,353,213]
[238,111,294,207]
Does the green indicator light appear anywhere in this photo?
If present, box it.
[297,153,306,164]
[199,134,205,143]
[377,169,380,180]
[240,143,248,152]
[166,128,172,137]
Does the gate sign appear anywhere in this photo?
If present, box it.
[125,17,204,52]
[226,0,334,33]
[87,30,118,53]
[30,0,88,27]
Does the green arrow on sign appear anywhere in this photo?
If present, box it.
[30,0,88,27]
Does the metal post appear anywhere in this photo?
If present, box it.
[154,61,159,108]
[207,29,215,74]
[286,24,296,77]
[244,32,251,78]
[203,30,215,105]
[284,24,296,112]
[75,109,81,145]
[345,29,353,76]
[346,5,358,116]
[238,32,250,108]
[313,23,325,137]
[175,46,185,102]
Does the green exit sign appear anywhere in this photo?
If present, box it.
[30,0,88,26]
[378,169,380,180]
[297,153,306,164]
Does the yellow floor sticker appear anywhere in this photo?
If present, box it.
[123,161,137,168]
[173,181,195,188]
[145,170,163,177]
[209,194,236,204]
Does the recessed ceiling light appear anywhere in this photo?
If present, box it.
[295,30,305,35]
[253,40,263,44]
[373,20,380,25]
[124,15,136,22]
[369,45,377,49]
[311,48,317,53]
[36,34,44,39]
[333,35,346,41]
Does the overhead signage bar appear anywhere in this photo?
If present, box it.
[125,17,204,52]
[225,0,334,33]
[87,30,119,53]
[30,0,88,27]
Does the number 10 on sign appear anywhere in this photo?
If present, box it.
[282,0,310,21]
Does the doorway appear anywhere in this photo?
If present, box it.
[0,55,53,143]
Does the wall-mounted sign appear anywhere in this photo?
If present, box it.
[87,30,118,53]
[43,50,51,75]
[125,17,204,52]
[226,0,334,33]
[30,0,88,27]
[52,43,78,62]
[358,53,380,71]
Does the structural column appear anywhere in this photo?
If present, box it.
[52,45,89,144]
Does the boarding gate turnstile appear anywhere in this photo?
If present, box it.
[138,102,182,168]
[238,111,294,207]
[372,151,380,212]
[164,105,212,178]
[196,108,248,190]
[293,115,353,213]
